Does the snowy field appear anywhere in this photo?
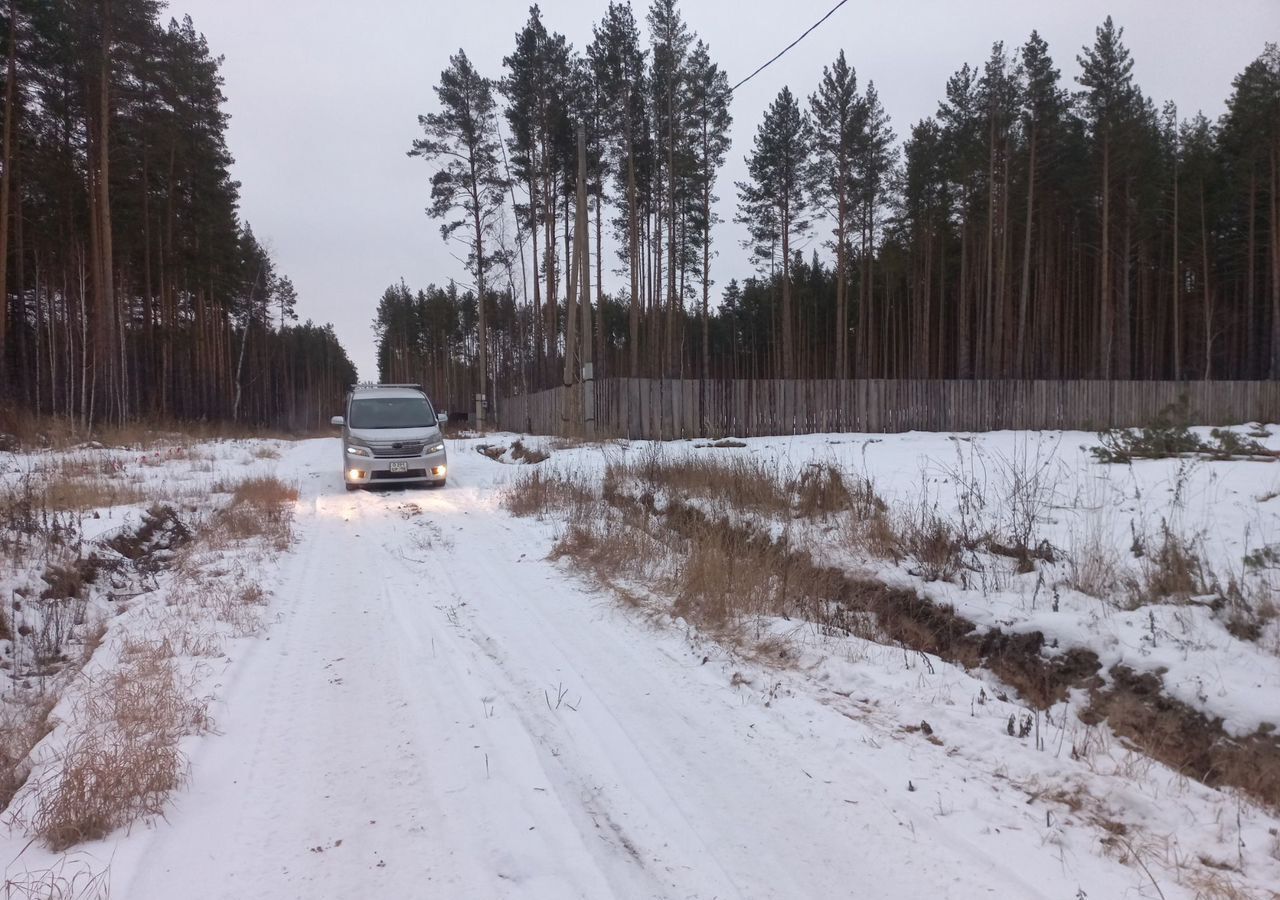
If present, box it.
[1,427,1279,899]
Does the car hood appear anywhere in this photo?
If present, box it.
[347,426,443,444]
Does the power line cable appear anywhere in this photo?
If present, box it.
[730,0,853,93]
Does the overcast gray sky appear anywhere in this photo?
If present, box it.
[171,0,1278,380]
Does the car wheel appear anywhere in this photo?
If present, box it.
[345,483,359,492]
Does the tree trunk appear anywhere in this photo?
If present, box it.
[527,172,542,386]
[958,225,970,378]
[781,198,794,379]
[666,85,677,378]
[1247,167,1258,377]
[1270,146,1280,379]
[96,0,117,421]
[1172,150,1180,378]
[627,143,639,377]
[577,128,593,432]
[472,168,488,427]
[1118,181,1132,379]
[1099,135,1112,379]
[1016,124,1036,377]
[836,179,848,378]
[1201,183,1212,380]
[0,0,16,379]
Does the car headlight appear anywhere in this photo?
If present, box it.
[347,445,372,458]
[426,442,445,454]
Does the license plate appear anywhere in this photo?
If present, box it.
[389,461,408,474]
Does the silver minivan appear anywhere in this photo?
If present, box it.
[331,384,448,491]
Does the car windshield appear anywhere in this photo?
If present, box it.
[349,396,435,429]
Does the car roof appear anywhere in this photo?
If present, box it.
[350,387,427,401]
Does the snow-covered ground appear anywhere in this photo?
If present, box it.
[2,429,1279,898]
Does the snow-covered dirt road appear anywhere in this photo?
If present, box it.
[97,436,1085,900]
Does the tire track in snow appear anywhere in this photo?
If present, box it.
[112,438,1055,899]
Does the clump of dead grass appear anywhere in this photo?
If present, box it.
[1,436,298,859]
[0,403,314,451]
[39,477,145,513]
[27,653,210,851]
[0,859,111,900]
[502,468,594,518]
[1127,521,1213,607]
[508,458,852,634]
[790,464,852,519]
[0,697,58,810]
[208,475,298,549]
[669,507,845,630]
[1063,518,1124,600]
[604,449,790,516]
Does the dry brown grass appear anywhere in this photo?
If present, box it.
[224,475,298,508]
[0,696,58,810]
[507,453,1280,813]
[0,436,298,858]
[29,653,210,851]
[510,461,850,635]
[1179,870,1254,900]
[849,508,901,560]
[791,464,855,519]
[502,468,595,518]
[0,404,314,451]
[167,580,269,640]
[35,453,128,479]
[0,860,111,900]
[1064,522,1125,600]
[619,451,792,516]
[670,509,846,630]
[208,475,298,549]
[1126,522,1213,608]
[896,504,962,582]
[39,477,145,513]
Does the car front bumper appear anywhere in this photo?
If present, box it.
[344,448,447,486]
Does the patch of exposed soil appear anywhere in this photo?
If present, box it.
[632,491,1280,809]
[1083,666,1280,807]
[104,504,191,574]
[477,440,550,465]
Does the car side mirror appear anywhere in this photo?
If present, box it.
[330,415,344,427]
[437,412,448,425]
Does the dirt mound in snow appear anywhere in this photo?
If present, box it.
[1083,666,1280,808]
[105,504,191,574]
[476,440,550,465]
[652,496,1280,809]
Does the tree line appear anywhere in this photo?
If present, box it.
[0,1,355,431]
[394,3,1279,407]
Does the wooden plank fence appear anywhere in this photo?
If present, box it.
[495,379,1280,440]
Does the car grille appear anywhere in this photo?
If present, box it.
[371,469,428,480]
[369,440,425,458]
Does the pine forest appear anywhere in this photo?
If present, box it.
[384,3,1280,416]
[0,1,355,430]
